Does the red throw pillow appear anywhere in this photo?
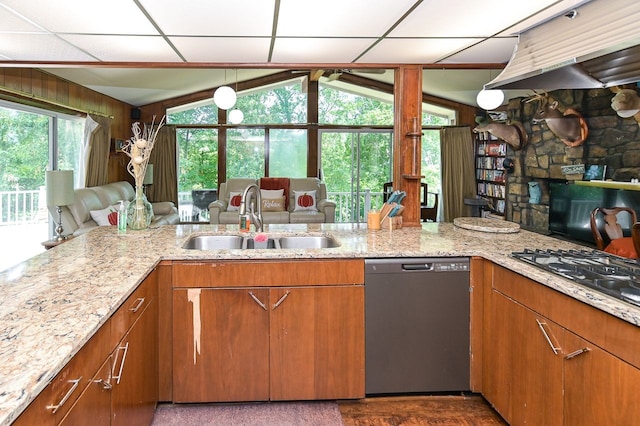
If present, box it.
[604,237,639,259]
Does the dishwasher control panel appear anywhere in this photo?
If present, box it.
[432,261,469,272]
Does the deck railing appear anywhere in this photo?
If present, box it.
[0,188,46,225]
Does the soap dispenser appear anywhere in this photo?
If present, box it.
[117,200,127,233]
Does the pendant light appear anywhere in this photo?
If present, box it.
[213,69,236,110]
[227,69,243,124]
[476,70,505,110]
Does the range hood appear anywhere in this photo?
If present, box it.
[486,0,640,90]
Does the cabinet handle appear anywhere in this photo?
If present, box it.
[536,319,561,355]
[272,291,290,310]
[248,291,267,310]
[46,377,82,413]
[565,347,590,360]
[129,297,145,313]
[93,378,112,390]
[111,342,129,384]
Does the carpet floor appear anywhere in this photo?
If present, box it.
[151,401,344,426]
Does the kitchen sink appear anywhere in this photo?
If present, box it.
[277,235,340,249]
[183,234,340,250]
[183,235,244,250]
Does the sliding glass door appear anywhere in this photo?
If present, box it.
[320,130,393,223]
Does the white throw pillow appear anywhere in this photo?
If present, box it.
[260,188,284,198]
[227,192,243,211]
[293,190,317,212]
[90,206,118,226]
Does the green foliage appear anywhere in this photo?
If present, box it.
[0,107,49,191]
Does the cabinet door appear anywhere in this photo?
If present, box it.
[172,288,270,402]
[269,285,365,400]
[488,292,564,425]
[111,293,158,426]
[59,357,112,426]
[564,331,640,425]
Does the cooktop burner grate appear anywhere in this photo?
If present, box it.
[511,249,640,307]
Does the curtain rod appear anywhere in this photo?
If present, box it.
[0,86,114,119]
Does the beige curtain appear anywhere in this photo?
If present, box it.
[440,126,476,222]
[147,125,178,205]
[84,114,112,187]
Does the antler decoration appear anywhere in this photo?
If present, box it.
[122,115,166,187]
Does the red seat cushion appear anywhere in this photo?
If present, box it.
[604,237,639,259]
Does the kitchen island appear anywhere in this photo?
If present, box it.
[1,221,639,425]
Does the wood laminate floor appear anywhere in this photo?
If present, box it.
[338,395,507,426]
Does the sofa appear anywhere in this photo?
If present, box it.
[209,177,336,224]
[52,181,180,236]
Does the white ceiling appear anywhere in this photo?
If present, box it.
[0,0,590,107]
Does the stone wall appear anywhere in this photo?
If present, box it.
[502,88,640,233]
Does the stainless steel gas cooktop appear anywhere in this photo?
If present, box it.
[511,249,640,307]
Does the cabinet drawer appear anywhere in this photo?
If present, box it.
[173,259,364,288]
[110,274,156,348]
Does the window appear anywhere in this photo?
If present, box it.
[0,101,84,271]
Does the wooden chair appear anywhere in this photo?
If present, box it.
[590,207,638,258]
[633,222,640,257]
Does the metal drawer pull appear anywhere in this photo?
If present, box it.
[94,378,112,390]
[565,347,590,360]
[536,319,561,355]
[129,297,145,313]
[111,342,129,384]
[46,377,82,413]
[249,292,267,310]
[272,291,290,310]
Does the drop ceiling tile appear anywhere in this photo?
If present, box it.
[0,5,46,32]
[141,0,275,36]
[390,0,561,37]
[0,33,97,61]
[0,0,158,34]
[170,36,272,62]
[441,37,517,63]
[59,35,182,62]
[277,0,416,37]
[358,38,479,63]
[271,37,377,63]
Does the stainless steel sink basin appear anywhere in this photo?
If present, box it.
[183,234,340,250]
[277,235,340,249]
[183,235,244,250]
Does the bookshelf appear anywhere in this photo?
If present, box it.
[475,132,507,217]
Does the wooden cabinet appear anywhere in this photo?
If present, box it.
[563,331,640,425]
[483,263,640,425]
[171,259,365,403]
[487,292,563,425]
[111,268,159,426]
[14,270,158,426]
[474,132,507,217]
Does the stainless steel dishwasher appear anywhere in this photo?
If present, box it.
[365,257,470,395]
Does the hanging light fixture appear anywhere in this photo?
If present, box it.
[476,70,505,110]
[228,108,244,124]
[227,69,243,124]
[213,69,236,110]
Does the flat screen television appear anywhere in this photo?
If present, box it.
[549,181,640,245]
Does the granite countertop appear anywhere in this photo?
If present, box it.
[1,219,639,425]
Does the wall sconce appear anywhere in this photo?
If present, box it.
[46,170,74,241]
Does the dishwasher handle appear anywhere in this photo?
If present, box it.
[402,263,435,271]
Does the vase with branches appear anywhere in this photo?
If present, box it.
[121,116,165,230]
